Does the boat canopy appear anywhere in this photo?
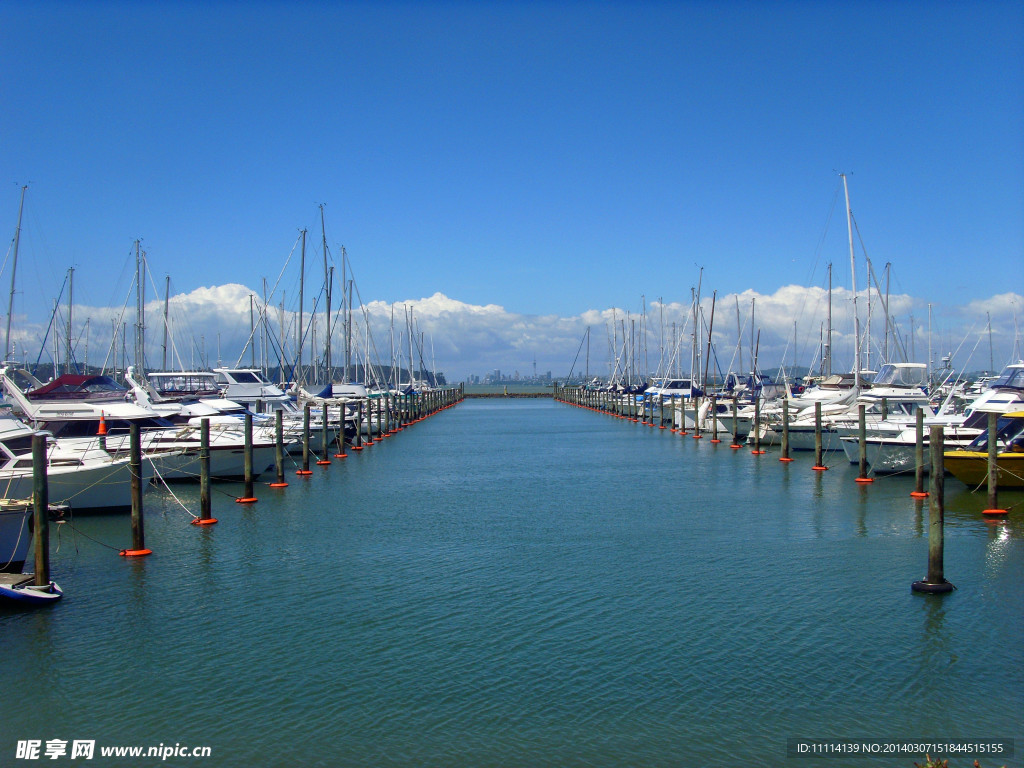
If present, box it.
[28,375,127,401]
[871,363,927,388]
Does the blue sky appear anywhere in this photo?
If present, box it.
[2,0,1022,379]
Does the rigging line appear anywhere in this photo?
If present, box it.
[61,519,122,552]
[98,280,137,375]
[145,453,198,519]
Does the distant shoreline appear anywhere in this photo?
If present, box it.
[463,384,554,397]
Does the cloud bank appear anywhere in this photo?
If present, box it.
[8,284,1022,382]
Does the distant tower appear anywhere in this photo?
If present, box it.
[533,356,537,380]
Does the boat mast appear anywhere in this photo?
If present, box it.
[66,267,74,375]
[987,312,994,372]
[825,262,832,376]
[162,274,170,371]
[5,185,26,362]
[750,297,755,375]
[342,245,349,381]
[927,302,933,388]
[702,291,716,392]
[134,240,145,376]
[250,294,256,369]
[298,228,306,387]
[884,262,891,363]
[864,254,872,372]
[321,204,331,380]
[841,174,862,389]
[735,295,743,376]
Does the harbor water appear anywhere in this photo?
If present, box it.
[3,398,1022,767]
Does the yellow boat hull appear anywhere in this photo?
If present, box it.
[943,450,1024,488]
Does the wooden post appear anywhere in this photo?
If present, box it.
[751,396,763,453]
[316,404,331,464]
[730,399,739,449]
[911,407,927,497]
[194,418,217,524]
[334,403,348,457]
[32,433,50,586]
[235,413,258,502]
[121,421,151,555]
[710,395,719,442]
[244,412,255,495]
[812,401,827,471]
[912,427,954,593]
[984,411,1006,514]
[354,400,363,450]
[855,403,873,482]
[297,404,313,474]
[270,410,287,486]
[780,398,793,461]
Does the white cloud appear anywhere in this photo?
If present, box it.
[11,284,1022,382]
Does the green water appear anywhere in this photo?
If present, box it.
[2,399,1021,767]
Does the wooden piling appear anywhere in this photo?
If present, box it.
[193,418,217,524]
[710,395,720,443]
[911,407,927,497]
[236,412,258,502]
[353,400,363,450]
[121,421,151,555]
[984,411,1006,514]
[780,398,792,461]
[297,404,313,474]
[271,410,288,485]
[912,426,954,593]
[730,399,739,449]
[812,401,827,470]
[751,396,763,453]
[32,433,50,586]
[855,403,873,482]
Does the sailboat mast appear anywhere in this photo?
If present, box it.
[750,297,755,374]
[841,174,862,388]
[66,267,74,374]
[5,185,26,362]
[702,291,716,392]
[987,312,994,372]
[162,275,170,371]
[134,240,145,375]
[298,229,306,386]
[735,295,742,375]
[342,245,349,381]
[347,277,353,381]
[826,262,832,376]
[585,326,590,382]
[250,294,256,369]
[321,205,331,379]
[884,262,891,363]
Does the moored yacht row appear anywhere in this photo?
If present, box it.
[563,360,1024,487]
[0,364,461,516]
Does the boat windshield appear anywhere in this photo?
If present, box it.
[226,371,267,384]
[988,365,1024,390]
[966,414,1024,451]
[872,364,927,388]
